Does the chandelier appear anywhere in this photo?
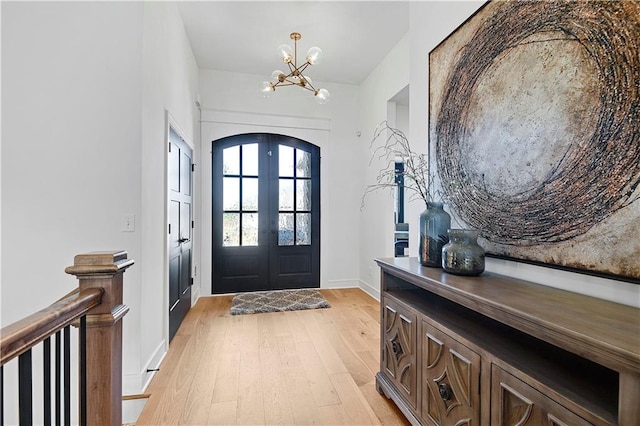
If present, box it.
[261,32,330,104]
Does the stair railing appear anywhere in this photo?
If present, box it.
[1,251,134,426]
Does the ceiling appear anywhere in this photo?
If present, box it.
[177,1,410,86]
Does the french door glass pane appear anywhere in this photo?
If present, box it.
[223,177,240,210]
[222,144,261,247]
[296,213,311,245]
[223,213,239,246]
[242,177,258,210]
[296,150,311,177]
[277,144,314,246]
[242,213,258,246]
[279,145,294,177]
[242,143,259,176]
[223,145,240,175]
[296,179,311,210]
[278,213,294,246]
[279,179,294,211]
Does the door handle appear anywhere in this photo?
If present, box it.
[178,238,190,244]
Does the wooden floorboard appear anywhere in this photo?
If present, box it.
[136,288,410,426]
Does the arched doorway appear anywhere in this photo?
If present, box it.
[211,133,320,293]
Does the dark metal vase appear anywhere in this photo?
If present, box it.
[442,229,485,276]
[419,202,451,267]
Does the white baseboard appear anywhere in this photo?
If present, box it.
[122,372,142,396]
[121,338,167,424]
[323,278,360,289]
[122,338,167,400]
[123,397,148,424]
[358,279,380,301]
[141,339,168,392]
[191,282,201,305]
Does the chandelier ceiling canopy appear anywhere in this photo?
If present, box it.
[261,32,330,104]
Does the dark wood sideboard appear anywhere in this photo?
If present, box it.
[375,257,640,425]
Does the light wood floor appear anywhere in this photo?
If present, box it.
[135,288,409,426]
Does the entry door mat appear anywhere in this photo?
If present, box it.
[230,288,330,315]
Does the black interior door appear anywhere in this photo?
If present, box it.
[168,128,193,341]
[212,133,320,294]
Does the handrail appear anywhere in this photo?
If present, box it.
[2,251,133,425]
[0,288,103,366]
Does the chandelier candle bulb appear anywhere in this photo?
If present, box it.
[260,81,274,95]
[278,44,293,63]
[315,88,330,104]
[306,47,323,65]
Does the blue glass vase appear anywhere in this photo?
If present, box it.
[419,202,451,267]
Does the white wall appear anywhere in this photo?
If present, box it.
[1,3,200,419]
[197,70,363,293]
[1,0,144,324]
[138,0,200,394]
[1,2,144,423]
[358,0,639,307]
[358,34,411,298]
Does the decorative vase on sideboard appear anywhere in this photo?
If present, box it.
[419,202,451,266]
[442,229,485,275]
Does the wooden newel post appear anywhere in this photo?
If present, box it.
[65,251,134,426]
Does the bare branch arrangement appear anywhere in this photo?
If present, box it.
[361,121,440,209]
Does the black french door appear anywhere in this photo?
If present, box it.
[211,133,320,294]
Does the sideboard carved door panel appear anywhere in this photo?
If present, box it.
[421,321,480,425]
[382,296,417,409]
[491,366,592,425]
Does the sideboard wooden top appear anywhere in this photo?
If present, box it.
[376,257,640,374]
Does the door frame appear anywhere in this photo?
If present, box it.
[164,111,196,342]
[200,110,331,296]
